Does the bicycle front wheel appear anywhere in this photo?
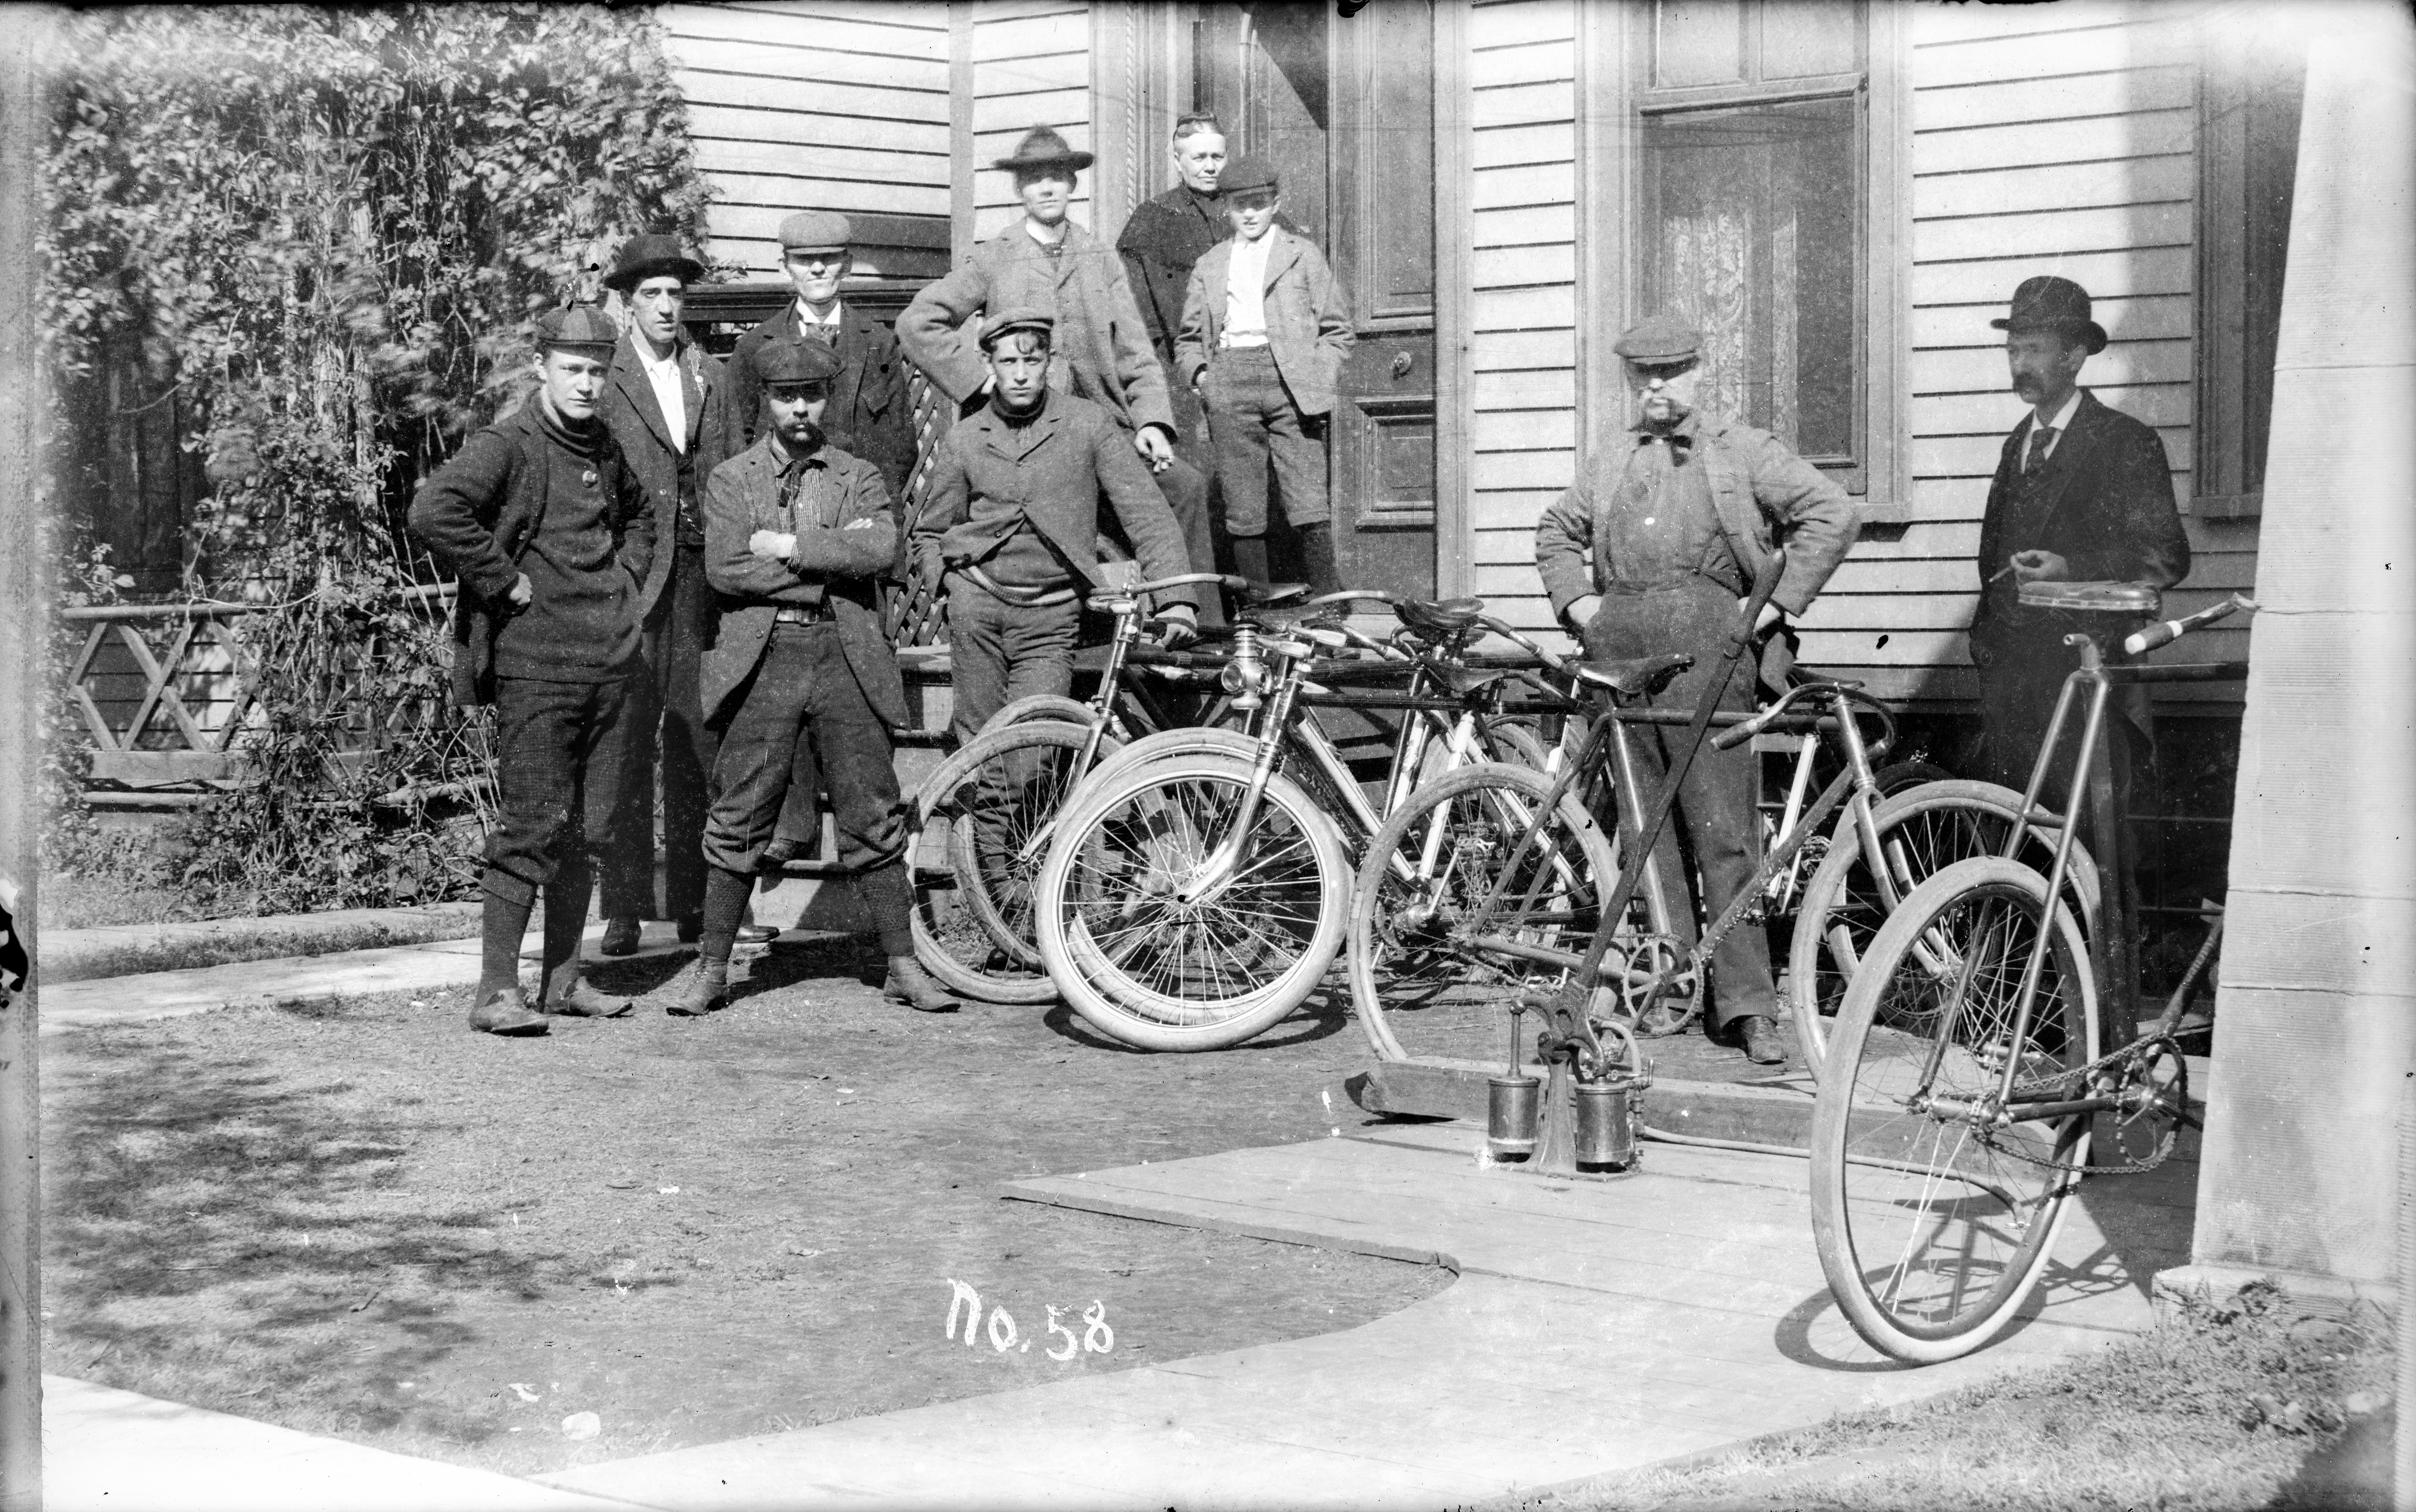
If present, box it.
[1348,762,1620,1063]
[1035,753,1351,1051]
[1809,855,2098,1363]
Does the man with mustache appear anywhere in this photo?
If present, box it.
[1534,313,1857,1066]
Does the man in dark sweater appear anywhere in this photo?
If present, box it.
[410,305,657,1036]
[1117,114,1231,477]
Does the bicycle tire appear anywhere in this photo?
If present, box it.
[986,694,1096,733]
[1347,762,1623,1064]
[934,718,1126,986]
[1034,752,1351,1051]
[1809,855,2098,1362]
[1788,779,2101,1080]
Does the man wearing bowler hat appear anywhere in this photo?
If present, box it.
[676,336,959,1017]
[1534,312,1857,1065]
[595,233,717,957]
[898,126,1224,630]
[410,304,657,1036]
[1970,275,2190,807]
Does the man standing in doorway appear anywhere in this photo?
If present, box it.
[595,233,715,957]
[1533,314,1857,1065]
[411,305,657,1036]
[898,127,1223,629]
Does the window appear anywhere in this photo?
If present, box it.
[2196,26,2304,518]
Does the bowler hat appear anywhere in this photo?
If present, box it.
[1612,313,1702,364]
[980,307,1055,350]
[1991,275,2108,355]
[993,126,1094,175]
[1221,156,1280,196]
[753,337,843,386]
[600,233,704,293]
[778,211,853,255]
[534,303,620,353]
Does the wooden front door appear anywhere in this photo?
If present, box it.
[1194,1,1438,599]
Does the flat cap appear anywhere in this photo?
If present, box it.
[1612,313,1701,364]
[980,306,1055,350]
[534,303,620,352]
[1220,155,1280,196]
[752,336,844,385]
[778,211,853,254]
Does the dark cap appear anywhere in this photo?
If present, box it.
[1992,275,2108,354]
[601,233,705,293]
[1220,156,1280,196]
[534,304,620,353]
[980,307,1055,350]
[1612,313,1702,364]
[752,337,843,386]
[993,126,1094,175]
[778,211,853,254]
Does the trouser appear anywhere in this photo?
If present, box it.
[483,673,630,907]
[1122,443,1222,629]
[944,576,1083,748]
[601,543,714,921]
[1202,347,1331,534]
[701,622,908,877]
[1581,577,1774,1028]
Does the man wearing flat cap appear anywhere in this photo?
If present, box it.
[594,233,717,958]
[677,336,959,1018]
[411,304,657,1036]
[1972,274,2189,804]
[898,126,1224,631]
[1534,312,1857,1066]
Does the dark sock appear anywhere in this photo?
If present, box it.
[538,863,592,1003]
[855,861,916,957]
[700,866,752,966]
[1230,532,1271,589]
[479,885,533,999]
[1297,523,1340,597]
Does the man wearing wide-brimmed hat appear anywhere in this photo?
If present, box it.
[1970,274,2189,803]
[898,126,1223,632]
[594,233,716,959]
[410,304,658,1036]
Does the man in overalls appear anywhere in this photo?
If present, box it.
[1534,314,1858,1064]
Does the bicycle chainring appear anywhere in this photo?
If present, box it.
[1608,933,1698,1038]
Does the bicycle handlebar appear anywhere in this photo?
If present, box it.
[1709,680,1895,751]
[2121,593,2256,657]
[1302,588,1401,610]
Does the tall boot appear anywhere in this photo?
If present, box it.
[470,883,546,1036]
[858,861,959,1013]
[671,865,751,1017]
[539,863,630,1018]
[1297,523,1341,598]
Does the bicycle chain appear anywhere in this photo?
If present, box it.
[1974,1035,2190,1177]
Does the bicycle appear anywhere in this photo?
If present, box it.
[1807,586,2252,1362]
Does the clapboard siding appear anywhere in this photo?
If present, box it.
[660,2,951,277]
[967,2,1092,243]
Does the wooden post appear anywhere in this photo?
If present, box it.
[0,10,52,1510]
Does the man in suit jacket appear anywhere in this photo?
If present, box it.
[409,305,655,1036]
[898,127,1223,627]
[1970,275,2190,803]
[676,337,959,1017]
[595,234,716,955]
[1175,156,1354,594]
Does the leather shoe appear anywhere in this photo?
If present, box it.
[1737,1015,1786,1066]
[599,917,642,957]
[667,966,728,1018]
[735,923,781,946]
[468,988,548,1037]
[882,954,961,1013]
[544,971,634,1018]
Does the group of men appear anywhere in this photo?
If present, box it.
[410,106,2189,1058]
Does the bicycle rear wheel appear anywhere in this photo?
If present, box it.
[1809,856,2098,1363]
[1035,753,1350,1051]
[1348,762,1621,1063]
[1789,780,2101,1080]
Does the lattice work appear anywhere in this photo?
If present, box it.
[883,365,955,649]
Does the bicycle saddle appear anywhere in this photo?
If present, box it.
[1577,651,1693,696]
[2016,580,2161,615]
[1393,596,1485,636]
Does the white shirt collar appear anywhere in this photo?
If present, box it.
[794,298,844,331]
[2032,388,2082,437]
[633,334,681,373]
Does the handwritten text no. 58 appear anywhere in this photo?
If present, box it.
[945,1279,1113,1360]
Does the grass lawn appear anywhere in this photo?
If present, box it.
[1506,1281,2397,1512]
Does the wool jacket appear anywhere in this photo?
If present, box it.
[1174,226,1355,418]
[1116,184,1233,367]
[409,401,654,707]
[698,434,910,732]
[602,332,711,618]
[1535,412,1858,622]
[897,220,1176,438]
[909,391,1200,611]
[702,300,914,501]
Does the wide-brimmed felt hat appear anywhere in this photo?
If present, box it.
[754,337,844,386]
[534,303,620,353]
[1612,312,1701,364]
[993,126,1094,175]
[1991,275,2108,355]
[601,233,705,293]
[778,211,853,255]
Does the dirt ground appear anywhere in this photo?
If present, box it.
[40,936,1453,1478]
